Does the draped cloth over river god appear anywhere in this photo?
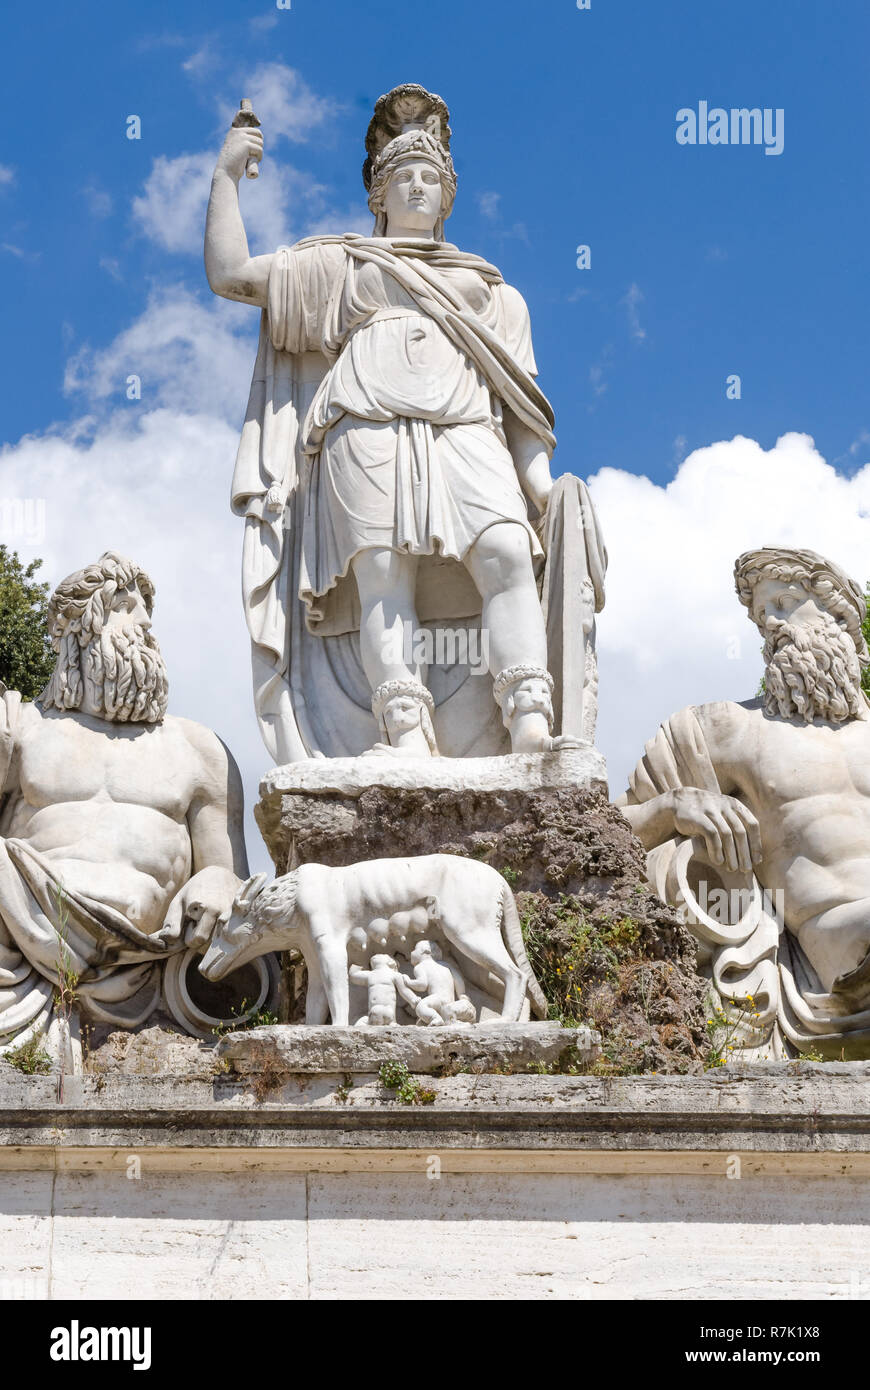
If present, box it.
[232,234,607,763]
[624,706,870,1059]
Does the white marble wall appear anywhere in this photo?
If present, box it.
[2,1161,868,1300]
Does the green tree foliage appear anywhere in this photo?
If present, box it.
[0,547,56,700]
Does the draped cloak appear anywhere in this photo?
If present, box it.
[623,705,870,1058]
[231,234,607,763]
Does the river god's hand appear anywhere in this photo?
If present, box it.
[216,127,264,183]
[162,866,243,951]
[670,788,762,875]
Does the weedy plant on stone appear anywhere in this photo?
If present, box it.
[3,1036,52,1076]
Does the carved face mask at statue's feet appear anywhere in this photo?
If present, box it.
[383,698,432,754]
[370,691,439,758]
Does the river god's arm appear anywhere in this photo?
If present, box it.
[0,697,30,827]
[618,706,762,874]
[186,726,249,879]
[156,724,251,947]
[618,794,680,850]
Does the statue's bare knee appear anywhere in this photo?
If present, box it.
[466,522,535,599]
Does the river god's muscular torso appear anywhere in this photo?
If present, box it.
[1,704,206,935]
[701,700,870,986]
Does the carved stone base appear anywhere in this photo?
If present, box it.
[216,1022,600,1075]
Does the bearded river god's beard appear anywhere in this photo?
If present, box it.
[763,614,865,724]
[85,625,169,723]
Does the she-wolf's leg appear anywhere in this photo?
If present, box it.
[310,921,351,1026]
[442,919,526,1022]
[304,952,330,1025]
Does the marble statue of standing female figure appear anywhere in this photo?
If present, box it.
[205,84,605,763]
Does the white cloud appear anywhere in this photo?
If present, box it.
[132,149,369,258]
[134,31,187,53]
[229,63,339,144]
[844,429,870,467]
[3,293,269,864]
[1,242,38,262]
[130,66,364,258]
[589,364,607,398]
[132,151,223,255]
[83,184,113,218]
[477,191,501,219]
[585,343,614,408]
[621,282,646,342]
[302,202,372,239]
[63,287,258,421]
[182,42,221,80]
[589,431,870,797]
[0,165,15,187]
[0,405,269,869]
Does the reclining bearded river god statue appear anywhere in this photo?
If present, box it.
[0,551,279,1065]
[205,83,606,765]
[619,547,870,1060]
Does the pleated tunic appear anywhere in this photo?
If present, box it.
[266,238,545,625]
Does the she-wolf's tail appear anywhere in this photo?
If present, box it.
[501,885,548,1019]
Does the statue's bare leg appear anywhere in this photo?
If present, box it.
[416,994,445,1025]
[464,522,554,754]
[352,547,436,756]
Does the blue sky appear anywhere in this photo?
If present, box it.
[1,0,869,863]
[3,0,868,475]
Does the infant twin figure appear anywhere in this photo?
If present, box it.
[348,905,476,1026]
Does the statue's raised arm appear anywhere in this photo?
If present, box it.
[205,113,272,307]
